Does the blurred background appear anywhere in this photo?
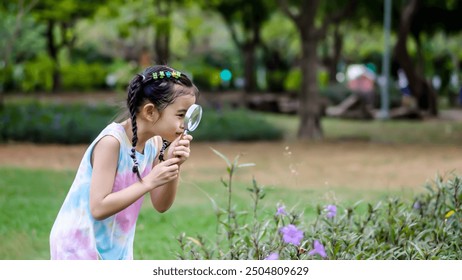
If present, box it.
[1,0,462,260]
[1,0,462,129]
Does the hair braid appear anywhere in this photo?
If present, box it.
[127,75,144,179]
[158,140,171,162]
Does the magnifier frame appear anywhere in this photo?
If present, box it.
[183,104,202,135]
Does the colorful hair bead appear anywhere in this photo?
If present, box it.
[172,71,181,78]
[152,70,181,80]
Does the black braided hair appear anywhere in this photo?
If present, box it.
[158,140,171,162]
[126,65,199,179]
[127,74,144,180]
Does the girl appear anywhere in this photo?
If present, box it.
[50,65,199,260]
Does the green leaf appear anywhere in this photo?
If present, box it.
[210,147,231,168]
[238,163,256,168]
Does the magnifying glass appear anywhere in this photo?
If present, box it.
[184,104,202,135]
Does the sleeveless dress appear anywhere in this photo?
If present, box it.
[50,122,158,260]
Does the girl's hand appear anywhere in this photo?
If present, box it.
[166,134,193,165]
[144,157,180,189]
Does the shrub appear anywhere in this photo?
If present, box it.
[283,68,301,93]
[61,61,109,91]
[0,102,118,144]
[192,108,284,142]
[0,102,283,143]
[19,54,54,92]
[176,151,462,260]
[190,66,222,91]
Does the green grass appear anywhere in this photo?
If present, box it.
[0,168,74,259]
[261,112,462,145]
[0,166,417,260]
[323,118,462,145]
[1,105,460,259]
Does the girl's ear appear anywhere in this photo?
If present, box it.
[141,103,159,122]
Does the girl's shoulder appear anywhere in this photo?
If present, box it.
[98,122,130,145]
[146,135,162,165]
[86,123,129,156]
[151,135,163,151]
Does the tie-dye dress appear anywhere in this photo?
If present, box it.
[50,122,158,260]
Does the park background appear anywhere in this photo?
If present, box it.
[1,0,462,260]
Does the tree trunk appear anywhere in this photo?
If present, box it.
[155,31,170,64]
[298,32,323,140]
[322,26,343,84]
[154,1,171,64]
[393,0,438,115]
[46,19,61,92]
[243,43,257,93]
[329,26,342,83]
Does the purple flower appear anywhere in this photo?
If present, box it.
[413,201,421,209]
[276,205,287,216]
[308,240,327,258]
[264,252,279,260]
[279,224,304,246]
[325,205,337,218]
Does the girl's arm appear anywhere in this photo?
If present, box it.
[149,135,192,212]
[90,136,179,220]
[149,173,180,213]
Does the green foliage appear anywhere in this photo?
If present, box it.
[106,59,140,90]
[266,70,288,92]
[283,68,301,93]
[0,156,460,260]
[310,175,462,260]
[192,107,284,141]
[284,68,343,100]
[0,6,46,65]
[190,66,222,91]
[61,61,109,91]
[19,54,54,92]
[283,68,335,93]
[0,65,15,92]
[5,58,111,93]
[0,102,118,144]
[0,102,283,143]
[261,11,299,61]
[177,152,462,260]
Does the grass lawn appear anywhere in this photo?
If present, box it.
[1,111,460,259]
[0,165,419,260]
[262,112,462,145]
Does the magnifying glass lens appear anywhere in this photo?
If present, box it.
[184,104,202,134]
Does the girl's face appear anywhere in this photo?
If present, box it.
[153,93,196,142]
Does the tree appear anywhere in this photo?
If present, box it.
[209,0,274,93]
[143,0,195,64]
[152,1,180,64]
[278,0,357,140]
[394,0,438,115]
[334,0,461,116]
[33,0,107,91]
[394,0,462,115]
[261,11,299,92]
[100,0,195,65]
[0,0,38,107]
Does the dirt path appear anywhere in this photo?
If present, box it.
[1,141,461,191]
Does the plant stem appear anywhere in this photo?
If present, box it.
[227,165,234,258]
